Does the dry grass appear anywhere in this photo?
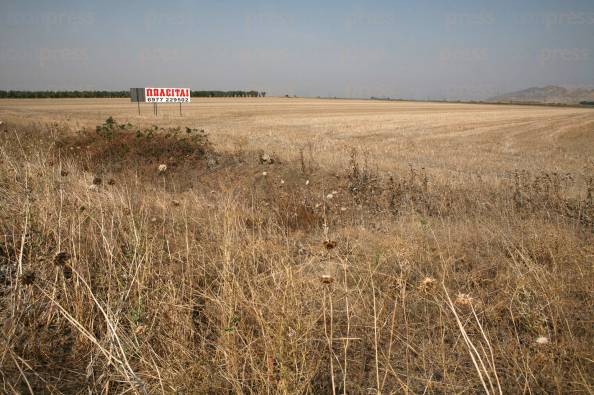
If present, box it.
[0,98,593,394]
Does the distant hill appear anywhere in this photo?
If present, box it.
[488,85,594,105]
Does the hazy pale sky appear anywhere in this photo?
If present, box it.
[1,0,593,99]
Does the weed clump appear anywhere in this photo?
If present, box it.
[59,118,216,184]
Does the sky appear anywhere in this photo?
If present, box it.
[0,0,593,100]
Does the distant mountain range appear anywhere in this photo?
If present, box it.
[488,85,594,105]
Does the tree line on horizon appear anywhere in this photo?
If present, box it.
[0,90,266,99]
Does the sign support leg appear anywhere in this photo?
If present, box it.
[179,102,182,116]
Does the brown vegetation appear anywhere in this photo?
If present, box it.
[0,100,593,393]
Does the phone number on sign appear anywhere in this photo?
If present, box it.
[146,97,190,103]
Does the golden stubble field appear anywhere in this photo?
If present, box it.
[2,97,594,175]
[0,98,593,394]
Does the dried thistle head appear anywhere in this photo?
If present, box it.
[20,270,36,286]
[135,325,146,335]
[259,153,274,164]
[419,276,436,291]
[535,336,549,345]
[54,251,70,266]
[323,240,337,250]
[62,265,73,279]
[92,176,102,185]
[455,293,473,306]
[320,274,334,284]
[158,164,167,173]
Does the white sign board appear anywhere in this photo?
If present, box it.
[144,87,191,103]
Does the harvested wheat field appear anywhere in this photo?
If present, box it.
[0,98,593,394]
